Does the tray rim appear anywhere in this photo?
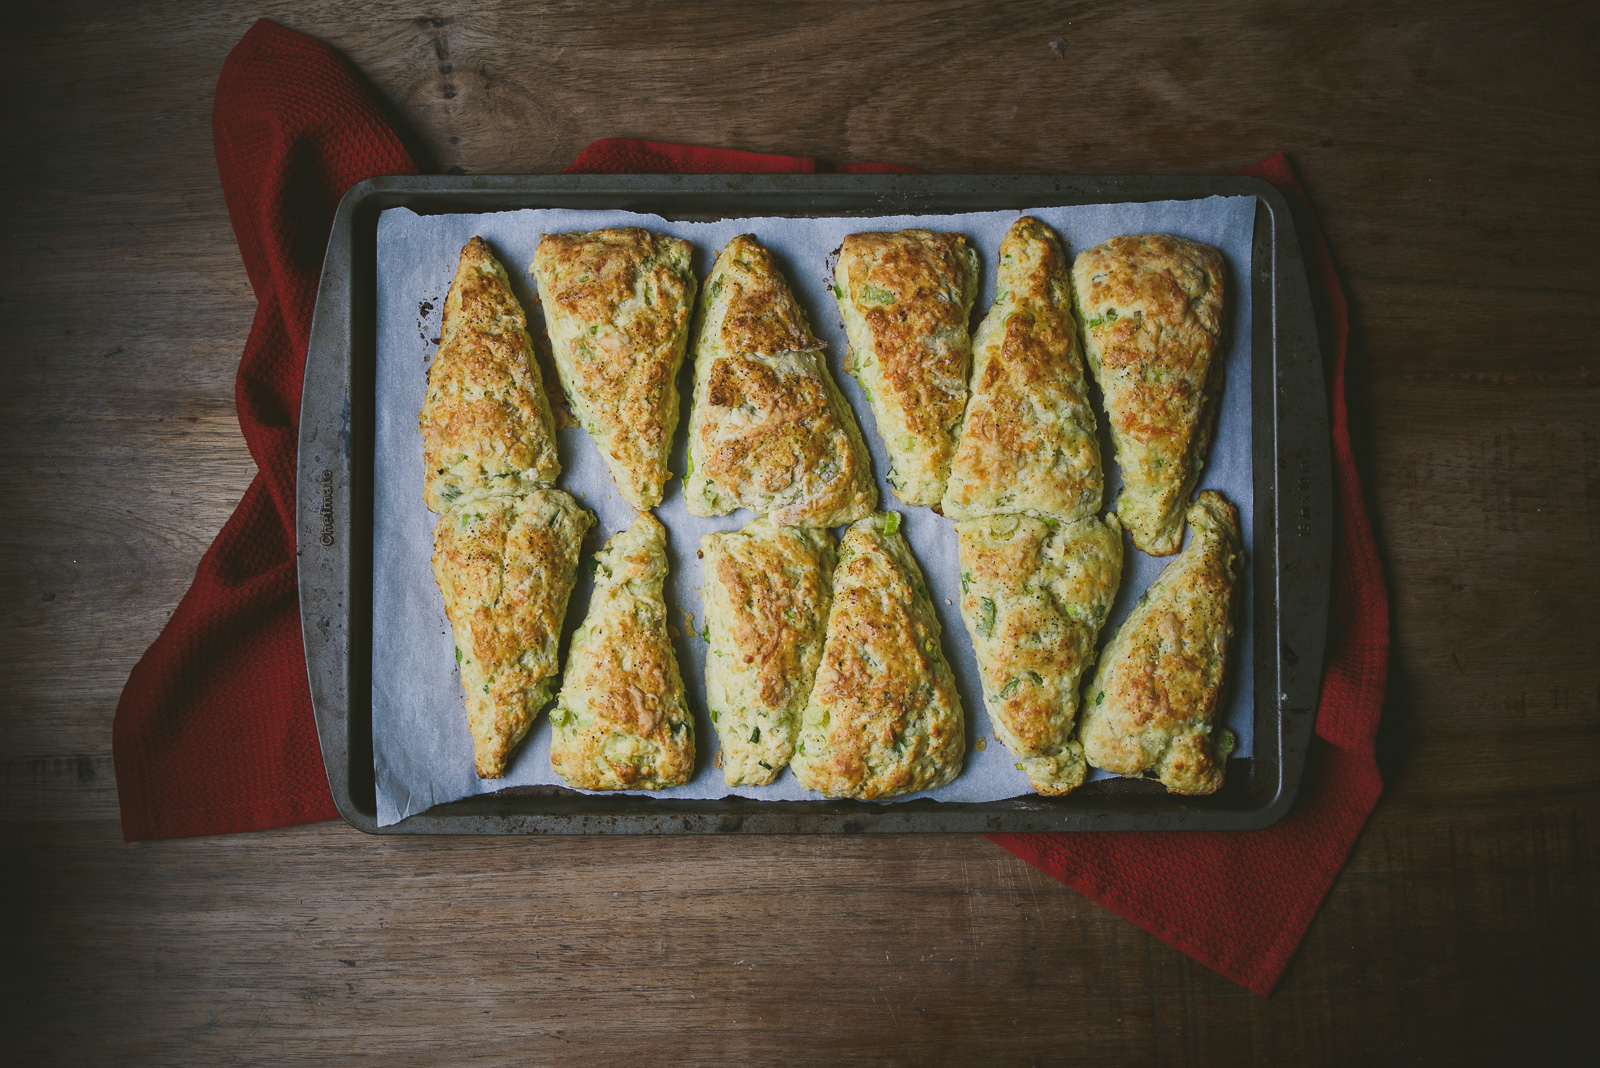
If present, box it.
[296,172,1332,834]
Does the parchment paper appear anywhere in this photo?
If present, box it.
[372,196,1256,826]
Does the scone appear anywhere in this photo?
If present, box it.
[420,236,562,513]
[1072,233,1227,555]
[943,217,1102,523]
[791,514,965,799]
[700,518,835,786]
[955,513,1122,796]
[549,513,694,790]
[430,489,594,778]
[1079,491,1243,795]
[833,230,980,507]
[686,235,876,527]
[531,228,697,509]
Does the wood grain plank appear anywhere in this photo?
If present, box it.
[2,813,1591,1063]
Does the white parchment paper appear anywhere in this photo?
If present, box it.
[372,197,1257,825]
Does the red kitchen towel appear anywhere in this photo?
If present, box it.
[112,19,415,840]
[114,20,1387,997]
[985,152,1389,996]
[568,144,1389,994]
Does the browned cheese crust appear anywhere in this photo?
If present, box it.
[1072,233,1226,555]
[430,489,594,778]
[549,513,694,790]
[834,230,980,506]
[943,217,1102,522]
[1079,491,1243,795]
[791,516,965,799]
[955,513,1122,795]
[700,519,834,785]
[531,228,696,509]
[420,236,562,513]
[686,235,875,527]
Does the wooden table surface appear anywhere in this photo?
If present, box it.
[3,1,1595,1063]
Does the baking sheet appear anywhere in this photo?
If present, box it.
[372,197,1256,826]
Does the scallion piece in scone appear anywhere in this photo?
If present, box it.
[1071,233,1226,555]
[791,513,965,799]
[431,489,594,778]
[833,229,979,507]
[700,518,835,786]
[686,234,875,527]
[943,217,1102,523]
[549,513,694,790]
[1079,491,1243,795]
[421,236,562,514]
[955,513,1122,795]
[531,228,696,509]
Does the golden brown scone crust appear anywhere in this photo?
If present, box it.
[1072,233,1226,555]
[944,218,1102,523]
[420,237,562,514]
[431,489,594,778]
[1079,491,1243,795]
[531,228,696,509]
[834,230,979,506]
[955,513,1122,795]
[700,519,835,786]
[686,235,876,527]
[791,515,965,799]
[549,513,694,790]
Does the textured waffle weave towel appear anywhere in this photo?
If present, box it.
[984,154,1388,994]
[112,19,415,840]
[113,20,1387,997]
[562,143,1389,996]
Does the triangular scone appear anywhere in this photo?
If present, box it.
[700,518,835,786]
[550,513,694,790]
[955,513,1122,796]
[531,228,696,509]
[431,489,594,778]
[1072,233,1226,555]
[420,237,562,513]
[686,235,876,527]
[791,514,965,799]
[944,217,1102,523]
[1079,491,1243,795]
[833,230,979,506]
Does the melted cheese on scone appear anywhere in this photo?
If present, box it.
[791,515,965,799]
[420,237,562,514]
[700,518,835,786]
[956,513,1122,796]
[1079,491,1242,795]
[531,228,696,509]
[686,235,876,527]
[1072,233,1226,555]
[550,513,694,790]
[431,489,594,778]
[834,230,979,507]
[944,217,1102,523]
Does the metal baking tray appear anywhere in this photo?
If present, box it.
[297,174,1330,834]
